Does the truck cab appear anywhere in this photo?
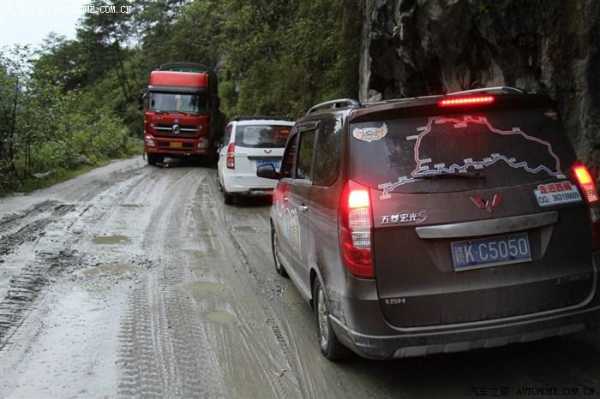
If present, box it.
[143,63,224,165]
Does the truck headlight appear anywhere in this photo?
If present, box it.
[197,138,208,149]
[145,136,156,147]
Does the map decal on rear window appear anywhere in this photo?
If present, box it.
[377,115,567,199]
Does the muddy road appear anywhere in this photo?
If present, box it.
[0,157,599,399]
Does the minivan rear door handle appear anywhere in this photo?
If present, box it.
[415,211,559,239]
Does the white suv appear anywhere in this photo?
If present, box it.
[218,117,294,204]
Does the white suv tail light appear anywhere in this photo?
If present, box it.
[226,143,235,169]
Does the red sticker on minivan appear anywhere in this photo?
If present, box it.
[534,181,582,207]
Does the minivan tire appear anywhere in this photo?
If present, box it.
[271,228,289,278]
[313,279,350,361]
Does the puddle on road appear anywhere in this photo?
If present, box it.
[204,310,236,325]
[184,281,226,298]
[231,225,270,234]
[231,226,257,233]
[119,203,144,209]
[92,235,130,245]
[185,249,213,258]
[81,263,134,278]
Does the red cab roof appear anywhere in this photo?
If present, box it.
[149,71,208,88]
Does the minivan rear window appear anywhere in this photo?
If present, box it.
[349,108,576,195]
[235,125,291,148]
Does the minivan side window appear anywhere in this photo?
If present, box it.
[296,129,317,181]
[279,133,298,178]
[313,116,342,186]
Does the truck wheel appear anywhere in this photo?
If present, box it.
[147,154,163,166]
[314,279,350,361]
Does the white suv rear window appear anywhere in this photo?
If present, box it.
[235,125,291,148]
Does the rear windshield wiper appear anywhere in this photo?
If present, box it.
[416,171,486,180]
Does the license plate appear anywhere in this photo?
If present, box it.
[170,142,183,149]
[256,159,281,170]
[451,232,531,271]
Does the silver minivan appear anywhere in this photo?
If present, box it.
[258,88,600,360]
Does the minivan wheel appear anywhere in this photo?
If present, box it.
[271,229,289,278]
[314,279,350,361]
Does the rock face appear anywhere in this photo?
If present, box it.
[360,0,600,162]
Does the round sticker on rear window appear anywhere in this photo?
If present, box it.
[353,123,388,142]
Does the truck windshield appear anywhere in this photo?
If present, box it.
[149,92,208,114]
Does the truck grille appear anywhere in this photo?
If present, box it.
[154,124,199,137]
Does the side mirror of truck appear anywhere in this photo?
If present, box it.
[257,164,280,180]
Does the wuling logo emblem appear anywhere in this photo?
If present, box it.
[470,194,502,213]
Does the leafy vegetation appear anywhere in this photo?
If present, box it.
[0,0,361,193]
[0,36,140,194]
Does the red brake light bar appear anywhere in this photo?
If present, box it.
[438,95,495,107]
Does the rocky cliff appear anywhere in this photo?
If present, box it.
[360,0,600,162]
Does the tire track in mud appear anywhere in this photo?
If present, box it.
[200,177,307,399]
[0,201,64,259]
[0,200,58,233]
[0,165,152,350]
[67,163,148,203]
[73,168,151,230]
[196,182,294,398]
[117,169,228,399]
[204,176,388,399]
[115,168,305,399]
[0,204,81,348]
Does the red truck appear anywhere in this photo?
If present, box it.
[142,63,224,165]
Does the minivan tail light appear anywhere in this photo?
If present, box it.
[349,189,369,209]
[573,164,599,204]
[438,95,495,107]
[572,163,600,250]
[339,180,374,278]
[226,143,235,169]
